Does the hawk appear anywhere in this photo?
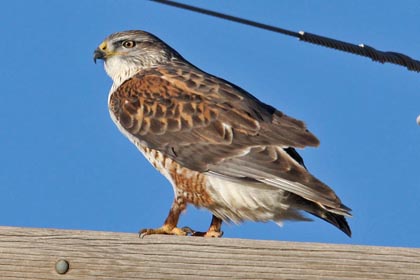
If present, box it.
[94,30,351,238]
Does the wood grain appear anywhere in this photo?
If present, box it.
[0,226,419,279]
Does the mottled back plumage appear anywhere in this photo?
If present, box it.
[94,30,352,237]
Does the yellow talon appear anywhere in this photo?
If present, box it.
[139,225,193,238]
[203,230,223,238]
[190,229,223,238]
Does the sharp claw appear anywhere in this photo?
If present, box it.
[138,229,150,239]
[181,226,195,235]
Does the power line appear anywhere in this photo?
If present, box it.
[150,0,420,73]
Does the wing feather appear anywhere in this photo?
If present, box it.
[110,63,318,155]
[208,146,350,215]
[109,61,347,212]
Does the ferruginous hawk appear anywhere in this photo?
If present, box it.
[94,30,351,238]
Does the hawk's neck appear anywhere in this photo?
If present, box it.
[106,63,141,92]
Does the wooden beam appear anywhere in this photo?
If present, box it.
[0,226,419,279]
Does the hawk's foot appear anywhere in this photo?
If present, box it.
[190,229,224,238]
[189,215,224,237]
[139,225,194,238]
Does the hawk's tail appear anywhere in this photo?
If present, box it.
[289,194,352,237]
[308,209,352,237]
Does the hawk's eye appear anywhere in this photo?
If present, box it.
[122,40,136,48]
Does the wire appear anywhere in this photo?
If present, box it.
[150,0,420,73]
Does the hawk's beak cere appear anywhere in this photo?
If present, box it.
[93,41,108,64]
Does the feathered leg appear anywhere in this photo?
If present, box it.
[139,197,192,238]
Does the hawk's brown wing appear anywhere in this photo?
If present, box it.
[109,61,347,212]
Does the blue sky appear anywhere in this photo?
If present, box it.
[1,1,419,247]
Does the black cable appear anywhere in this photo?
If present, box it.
[150,0,420,73]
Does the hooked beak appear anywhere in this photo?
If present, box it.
[93,48,106,64]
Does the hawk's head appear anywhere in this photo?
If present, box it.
[94,30,181,86]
